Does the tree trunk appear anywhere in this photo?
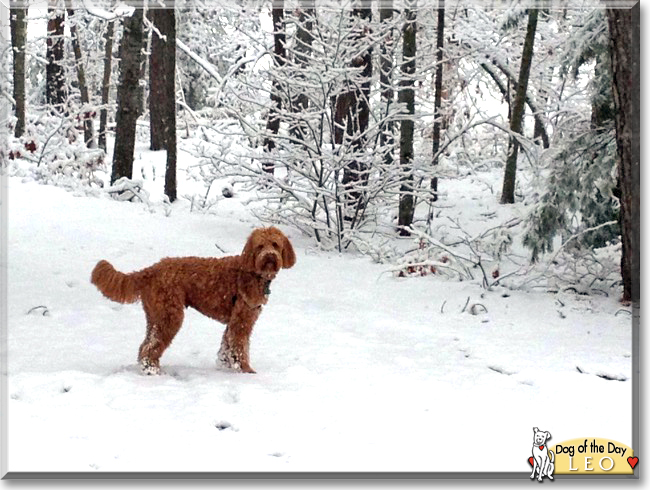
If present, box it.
[111,7,145,184]
[149,7,175,152]
[477,56,549,149]
[99,19,114,151]
[430,2,444,204]
[500,8,538,205]
[289,2,314,142]
[46,7,67,111]
[342,2,372,218]
[66,3,95,148]
[397,0,417,235]
[262,2,286,174]
[10,4,27,138]
[607,4,640,305]
[379,0,395,169]
[149,6,177,202]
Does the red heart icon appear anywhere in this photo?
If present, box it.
[528,457,534,467]
[628,456,639,469]
[539,445,544,450]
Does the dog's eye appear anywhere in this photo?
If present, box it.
[271,241,279,250]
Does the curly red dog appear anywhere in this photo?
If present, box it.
[91,227,295,375]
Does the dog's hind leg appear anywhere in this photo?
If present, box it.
[138,297,184,375]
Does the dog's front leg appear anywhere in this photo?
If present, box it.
[217,301,260,373]
[530,457,539,480]
[537,456,548,481]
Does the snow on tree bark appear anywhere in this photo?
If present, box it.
[99,19,114,152]
[66,2,95,148]
[262,2,286,175]
[378,1,395,169]
[341,2,372,219]
[398,0,417,235]
[46,7,67,111]
[430,2,445,205]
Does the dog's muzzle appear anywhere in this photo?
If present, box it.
[257,251,281,277]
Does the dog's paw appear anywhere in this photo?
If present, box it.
[140,359,161,376]
[240,364,256,374]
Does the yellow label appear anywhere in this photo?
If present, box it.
[553,438,634,475]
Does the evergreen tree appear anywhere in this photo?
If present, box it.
[523,10,620,261]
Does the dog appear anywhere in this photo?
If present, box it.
[91,227,296,375]
[530,427,555,481]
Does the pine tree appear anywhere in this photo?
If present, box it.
[522,10,620,261]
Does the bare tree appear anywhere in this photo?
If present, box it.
[288,0,314,143]
[66,1,95,147]
[149,6,178,202]
[430,1,444,205]
[262,1,286,174]
[398,0,417,234]
[99,19,115,151]
[46,5,67,111]
[378,0,395,169]
[111,7,145,184]
[341,1,372,217]
[10,2,27,138]
[500,8,538,205]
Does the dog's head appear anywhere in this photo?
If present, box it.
[241,227,296,279]
[533,427,551,446]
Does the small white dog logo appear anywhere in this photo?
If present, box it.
[530,427,554,481]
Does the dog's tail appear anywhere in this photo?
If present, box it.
[91,260,142,304]
[549,450,555,463]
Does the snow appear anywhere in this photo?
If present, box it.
[4,145,632,476]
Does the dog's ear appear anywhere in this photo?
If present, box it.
[533,427,538,433]
[241,230,260,270]
[545,432,551,442]
[280,232,296,269]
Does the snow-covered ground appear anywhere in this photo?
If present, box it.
[4,141,633,476]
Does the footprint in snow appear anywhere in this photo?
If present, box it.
[487,365,517,376]
[215,421,237,432]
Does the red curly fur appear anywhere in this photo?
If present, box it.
[91,227,296,375]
